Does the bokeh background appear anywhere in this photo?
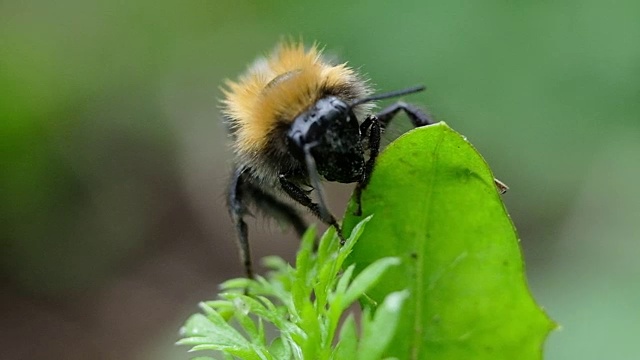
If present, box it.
[2,0,639,359]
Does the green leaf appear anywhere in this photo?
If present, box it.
[358,291,409,360]
[343,123,555,359]
[178,216,401,360]
[334,314,358,359]
[268,337,291,359]
[341,257,400,310]
[334,264,355,299]
[179,312,248,348]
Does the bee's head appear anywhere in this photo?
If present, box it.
[286,85,426,184]
[287,96,364,183]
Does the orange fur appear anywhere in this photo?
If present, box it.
[221,42,371,157]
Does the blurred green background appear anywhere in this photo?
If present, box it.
[2,0,639,359]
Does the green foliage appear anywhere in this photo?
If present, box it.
[179,124,554,359]
[178,218,407,360]
[343,123,555,359]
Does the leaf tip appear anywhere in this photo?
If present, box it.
[382,290,409,312]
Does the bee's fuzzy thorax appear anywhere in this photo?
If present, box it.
[221,42,372,180]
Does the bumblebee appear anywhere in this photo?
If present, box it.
[222,42,436,278]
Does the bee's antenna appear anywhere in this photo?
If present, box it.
[350,85,426,107]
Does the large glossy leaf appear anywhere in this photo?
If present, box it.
[343,123,554,359]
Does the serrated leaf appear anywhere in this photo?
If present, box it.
[358,291,409,360]
[222,294,285,328]
[179,216,398,360]
[334,264,355,299]
[315,225,337,265]
[334,314,358,359]
[204,300,236,321]
[295,226,315,278]
[188,344,266,360]
[179,313,248,348]
[268,337,291,359]
[343,123,555,359]
[220,277,253,291]
[338,215,372,262]
[233,311,261,345]
[262,255,290,272]
[341,257,400,310]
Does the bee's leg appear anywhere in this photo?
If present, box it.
[279,174,346,246]
[356,102,432,211]
[375,102,508,194]
[363,101,431,187]
[245,183,308,238]
[354,115,381,215]
[376,101,434,127]
[228,167,254,279]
